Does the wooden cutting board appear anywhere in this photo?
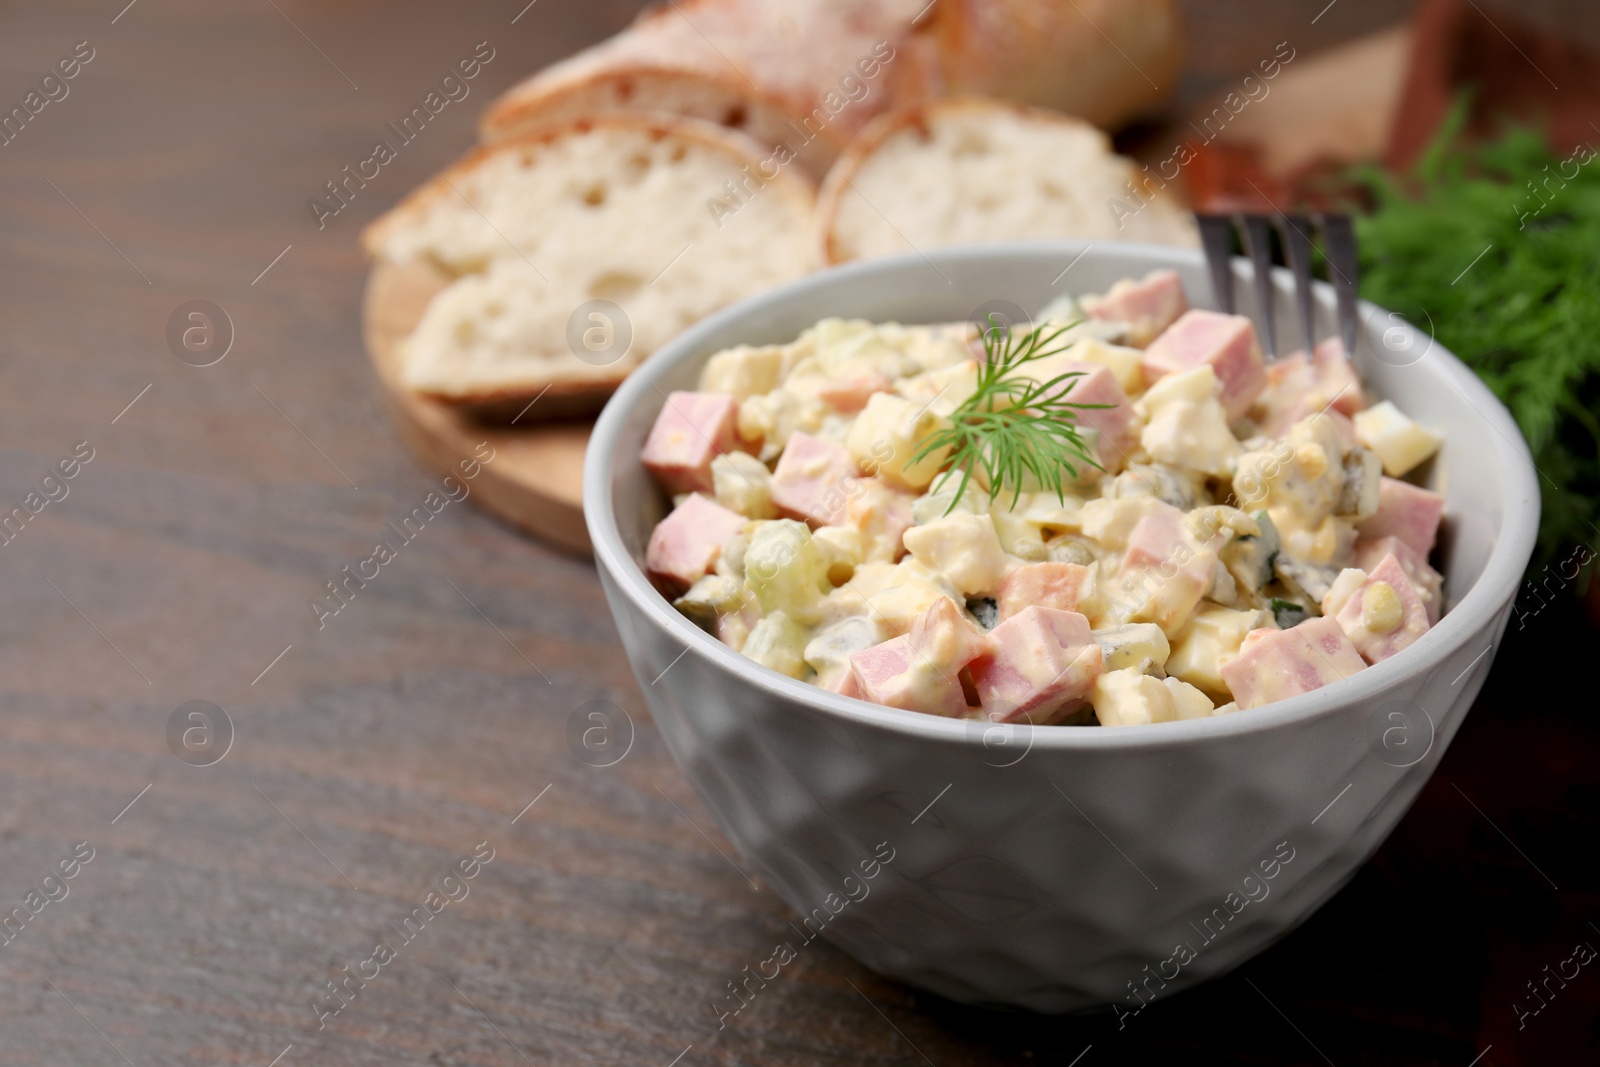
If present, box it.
[362,260,592,555]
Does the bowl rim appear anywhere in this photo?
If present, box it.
[584,241,1540,751]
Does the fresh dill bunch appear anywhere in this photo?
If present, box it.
[912,315,1105,514]
[1353,95,1600,572]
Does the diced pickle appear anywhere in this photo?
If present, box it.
[744,520,832,623]
[743,611,810,679]
[673,575,749,633]
[1220,510,1279,595]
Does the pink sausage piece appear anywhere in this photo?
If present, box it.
[1356,477,1445,556]
[1219,616,1366,710]
[645,493,748,591]
[642,391,739,495]
[970,606,1103,725]
[1141,309,1268,422]
[769,431,856,525]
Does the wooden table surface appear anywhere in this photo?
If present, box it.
[2,1,1595,1064]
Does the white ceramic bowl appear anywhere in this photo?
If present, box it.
[584,243,1539,1012]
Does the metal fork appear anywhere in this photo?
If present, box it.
[1196,214,1360,361]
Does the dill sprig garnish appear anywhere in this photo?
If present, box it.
[912,315,1105,514]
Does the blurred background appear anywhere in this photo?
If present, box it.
[1,1,1596,1064]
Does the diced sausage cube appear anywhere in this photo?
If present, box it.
[642,391,739,494]
[1057,361,1139,471]
[1259,338,1365,437]
[818,371,894,414]
[1218,617,1367,709]
[1356,476,1445,556]
[1108,503,1216,633]
[1084,269,1190,345]
[769,432,857,525]
[997,562,1095,621]
[1356,535,1444,622]
[970,607,1103,724]
[1334,554,1432,664]
[849,636,969,717]
[1018,355,1138,472]
[847,599,987,717]
[646,493,749,591]
[1141,310,1268,422]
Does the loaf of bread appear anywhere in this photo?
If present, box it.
[479,0,928,179]
[364,115,817,416]
[479,0,1183,180]
[816,99,1197,266]
[897,0,1185,130]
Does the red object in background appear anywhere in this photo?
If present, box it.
[1182,141,1285,214]
[1389,0,1600,168]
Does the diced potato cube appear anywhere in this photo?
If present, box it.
[699,344,787,400]
[1166,605,1270,699]
[902,514,1009,596]
[846,392,951,491]
[1354,401,1442,477]
[1091,669,1215,726]
[711,452,776,519]
[1066,337,1146,394]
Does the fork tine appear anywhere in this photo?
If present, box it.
[1277,213,1317,357]
[1241,215,1278,359]
[1322,214,1361,358]
[1197,215,1236,314]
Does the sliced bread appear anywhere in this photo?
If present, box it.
[899,0,1184,130]
[364,115,817,417]
[816,99,1198,265]
[478,0,928,179]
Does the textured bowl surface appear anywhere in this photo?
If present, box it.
[584,243,1539,1012]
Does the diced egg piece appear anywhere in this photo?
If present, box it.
[1091,669,1215,726]
[1136,365,1242,478]
[1353,401,1442,477]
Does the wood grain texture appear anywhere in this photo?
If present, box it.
[0,2,1595,1066]
[364,258,591,554]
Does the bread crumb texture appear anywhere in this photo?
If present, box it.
[377,122,815,397]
